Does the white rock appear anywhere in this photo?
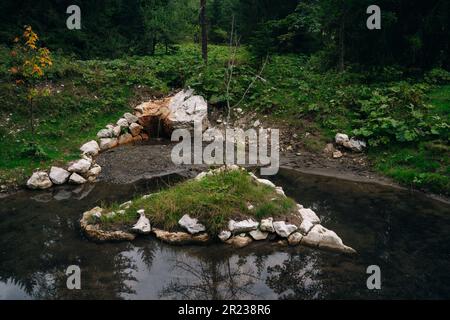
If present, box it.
[27,171,53,189]
[131,210,151,234]
[288,232,303,246]
[299,219,315,235]
[253,120,261,127]
[275,186,286,197]
[260,217,275,232]
[119,201,132,209]
[116,118,129,128]
[301,224,356,254]
[87,164,101,177]
[195,172,208,181]
[68,159,91,174]
[218,230,231,242]
[257,178,276,188]
[124,112,139,124]
[335,133,349,144]
[166,90,209,132]
[99,138,118,150]
[228,219,259,234]
[112,126,121,137]
[69,173,87,184]
[129,123,143,136]
[249,229,269,241]
[80,140,100,156]
[97,129,112,139]
[346,138,366,152]
[49,166,70,185]
[273,221,298,238]
[178,214,206,234]
[298,208,320,224]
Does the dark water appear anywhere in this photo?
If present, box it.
[1,168,450,300]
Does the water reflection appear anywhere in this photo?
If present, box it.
[0,169,450,299]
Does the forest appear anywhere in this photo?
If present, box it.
[0,0,449,194]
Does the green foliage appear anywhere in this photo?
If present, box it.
[425,68,450,85]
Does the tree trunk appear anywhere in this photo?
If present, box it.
[200,0,208,63]
[30,97,34,141]
[338,16,345,72]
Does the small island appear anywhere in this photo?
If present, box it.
[80,165,356,255]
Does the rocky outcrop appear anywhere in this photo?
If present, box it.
[27,171,53,189]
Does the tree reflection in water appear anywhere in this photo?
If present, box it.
[266,252,324,299]
[159,252,264,300]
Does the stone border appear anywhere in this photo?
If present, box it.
[80,165,356,255]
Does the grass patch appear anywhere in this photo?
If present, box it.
[100,170,296,235]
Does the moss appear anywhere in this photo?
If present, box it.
[100,170,296,235]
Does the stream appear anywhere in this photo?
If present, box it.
[1,168,449,299]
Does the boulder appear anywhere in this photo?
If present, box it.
[301,224,356,254]
[49,166,70,185]
[112,126,121,137]
[298,207,320,224]
[131,210,151,234]
[69,173,87,184]
[225,235,253,248]
[99,138,118,151]
[218,230,231,242]
[335,133,349,145]
[68,159,91,174]
[346,138,366,152]
[260,217,275,233]
[87,164,102,177]
[178,214,206,234]
[80,140,100,156]
[165,89,210,132]
[249,229,269,241]
[335,133,366,152]
[118,133,133,145]
[129,123,143,136]
[273,221,298,238]
[228,219,259,234]
[116,118,129,128]
[124,112,139,124]
[153,228,209,245]
[27,171,53,189]
[97,129,112,139]
[288,232,303,246]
